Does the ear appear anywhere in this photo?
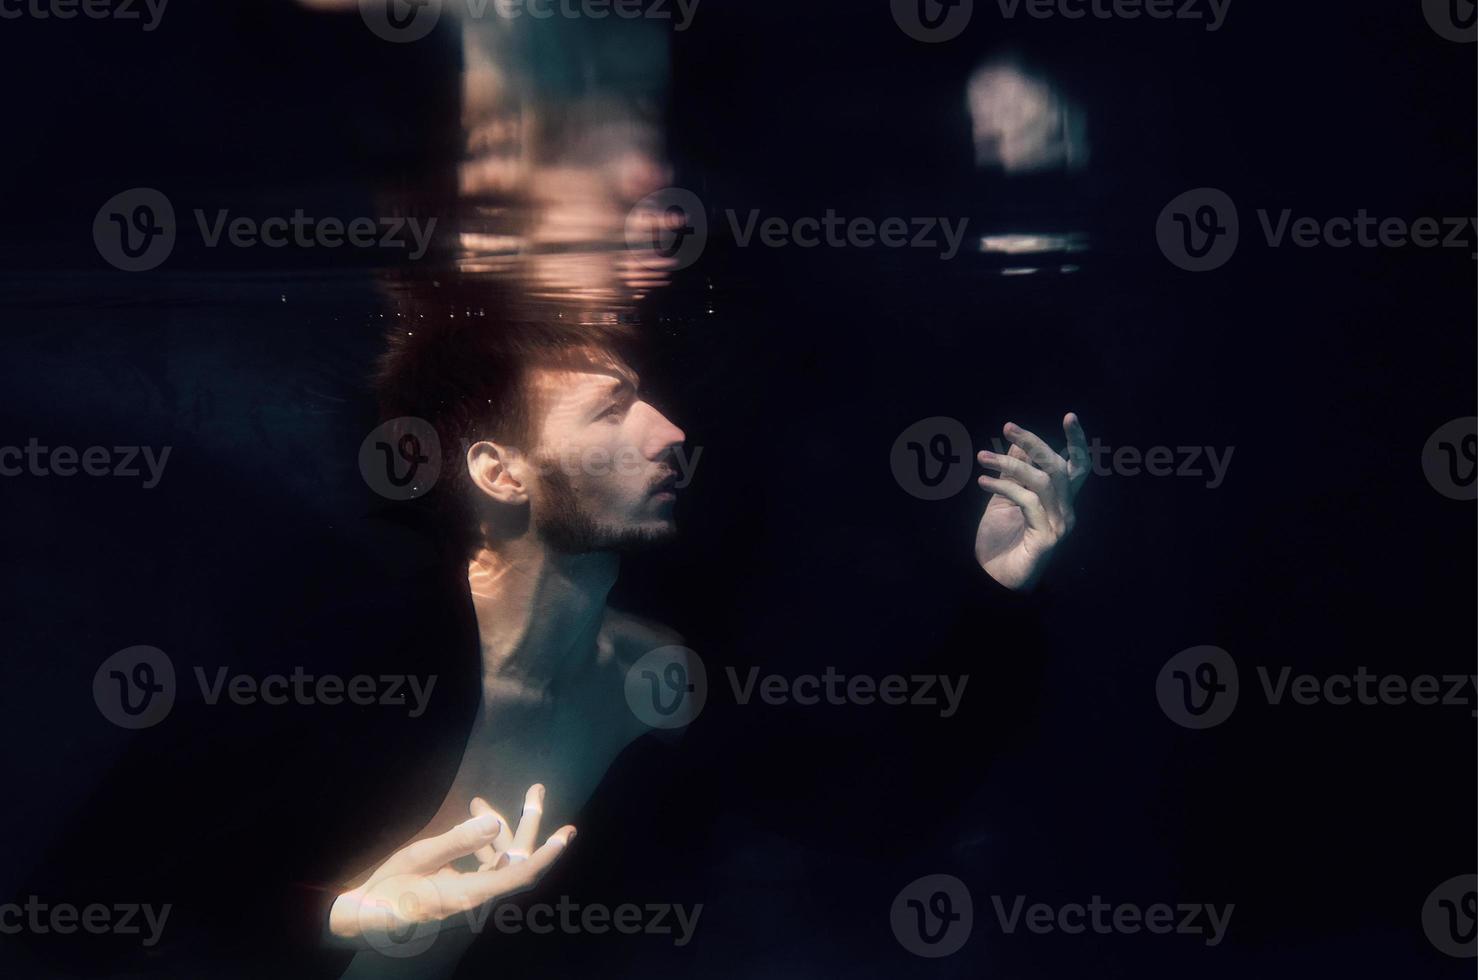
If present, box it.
[467,441,530,506]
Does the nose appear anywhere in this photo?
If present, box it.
[635,401,685,460]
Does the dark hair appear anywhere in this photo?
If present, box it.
[372,283,638,557]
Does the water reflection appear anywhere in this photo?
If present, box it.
[452,12,675,317]
[293,8,1105,305]
[967,60,1088,174]
[295,1,678,320]
[968,60,1090,277]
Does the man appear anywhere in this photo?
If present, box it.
[326,310,1090,972]
[327,315,698,972]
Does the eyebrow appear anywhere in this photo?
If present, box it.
[573,373,637,414]
[612,362,641,390]
[595,368,640,397]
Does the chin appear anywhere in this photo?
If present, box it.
[609,519,677,552]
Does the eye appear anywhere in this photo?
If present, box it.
[596,404,624,421]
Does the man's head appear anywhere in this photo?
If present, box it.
[374,313,686,557]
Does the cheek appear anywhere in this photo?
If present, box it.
[549,438,642,502]
[581,427,645,478]
[540,423,654,504]
[607,441,651,484]
[594,449,650,503]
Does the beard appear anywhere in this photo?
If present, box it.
[534,459,676,555]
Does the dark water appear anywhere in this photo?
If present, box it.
[0,2,1473,977]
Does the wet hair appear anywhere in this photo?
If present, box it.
[372,287,637,557]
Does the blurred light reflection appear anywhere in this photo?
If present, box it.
[967,62,1088,174]
[979,233,1089,255]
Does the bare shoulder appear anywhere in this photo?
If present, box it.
[597,607,686,671]
[594,609,694,740]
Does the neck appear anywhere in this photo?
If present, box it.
[467,535,618,713]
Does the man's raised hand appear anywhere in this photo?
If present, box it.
[973,413,1090,592]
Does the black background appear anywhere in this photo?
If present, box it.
[0,1,1474,977]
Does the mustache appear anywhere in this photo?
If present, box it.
[648,465,680,493]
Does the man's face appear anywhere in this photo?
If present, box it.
[523,363,687,553]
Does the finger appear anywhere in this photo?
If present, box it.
[496,827,577,894]
[1003,422,1072,514]
[469,796,514,865]
[435,827,576,912]
[357,898,403,937]
[1002,423,1067,475]
[508,784,546,863]
[976,475,1051,532]
[1063,412,1090,490]
[381,812,503,877]
[977,449,1049,492]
